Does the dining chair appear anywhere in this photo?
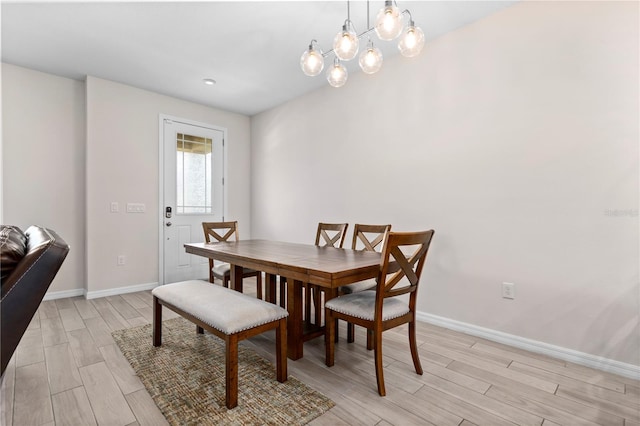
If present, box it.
[306,222,349,325]
[315,222,349,248]
[324,229,435,396]
[276,222,349,314]
[339,224,391,343]
[202,221,263,299]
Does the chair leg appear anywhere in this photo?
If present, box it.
[314,287,322,326]
[366,329,374,350]
[347,322,355,343]
[256,272,263,300]
[325,309,335,367]
[304,284,312,323]
[409,319,423,375]
[265,273,277,304]
[279,277,286,308]
[223,276,229,288]
[373,328,386,396]
[225,334,239,409]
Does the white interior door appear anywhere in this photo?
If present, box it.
[161,117,225,284]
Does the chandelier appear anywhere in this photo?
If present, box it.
[300,0,425,88]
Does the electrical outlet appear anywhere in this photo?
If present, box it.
[502,282,515,299]
[117,255,126,266]
[110,202,119,213]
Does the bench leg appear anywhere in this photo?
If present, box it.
[275,318,287,383]
[196,326,204,334]
[276,318,289,383]
[153,296,162,347]
[225,334,239,409]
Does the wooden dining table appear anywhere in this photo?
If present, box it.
[184,239,381,360]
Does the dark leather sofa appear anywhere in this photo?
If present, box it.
[1,225,70,376]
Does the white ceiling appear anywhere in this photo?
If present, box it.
[1,1,516,116]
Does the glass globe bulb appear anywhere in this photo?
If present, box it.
[333,25,359,61]
[300,45,324,76]
[359,45,383,74]
[398,24,425,57]
[326,60,348,88]
[375,1,403,41]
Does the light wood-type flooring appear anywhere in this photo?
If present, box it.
[1,278,638,425]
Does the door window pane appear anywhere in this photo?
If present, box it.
[176,133,213,214]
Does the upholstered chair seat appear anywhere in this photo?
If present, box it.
[212,263,259,284]
[325,291,409,322]
[338,279,376,295]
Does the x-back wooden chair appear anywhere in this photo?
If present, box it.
[306,223,349,325]
[202,221,263,299]
[339,224,391,343]
[325,229,435,396]
[315,222,349,248]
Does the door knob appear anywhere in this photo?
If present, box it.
[166,222,172,227]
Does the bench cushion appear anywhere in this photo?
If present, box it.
[152,280,288,335]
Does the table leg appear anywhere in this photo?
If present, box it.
[265,273,277,304]
[230,264,243,293]
[286,278,304,360]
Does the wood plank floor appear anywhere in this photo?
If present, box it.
[1,279,638,425]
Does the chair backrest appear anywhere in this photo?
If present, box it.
[376,230,435,306]
[315,223,349,248]
[203,221,240,243]
[351,224,391,252]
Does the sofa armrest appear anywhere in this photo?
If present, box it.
[1,226,70,376]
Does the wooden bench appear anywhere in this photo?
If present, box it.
[152,280,288,409]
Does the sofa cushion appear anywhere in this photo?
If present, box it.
[0,226,26,282]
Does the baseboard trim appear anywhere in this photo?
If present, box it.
[417,311,640,380]
[85,282,159,300]
[44,282,160,300]
[42,288,85,301]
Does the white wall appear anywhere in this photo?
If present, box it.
[2,64,86,294]
[2,67,251,296]
[251,1,639,365]
[86,76,251,295]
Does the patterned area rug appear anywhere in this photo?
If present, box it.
[112,317,334,425]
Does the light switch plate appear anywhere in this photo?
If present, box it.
[126,203,146,213]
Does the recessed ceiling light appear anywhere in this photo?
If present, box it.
[203,78,216,86]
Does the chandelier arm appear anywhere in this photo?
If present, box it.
[341,18,359,35]
[401,9,413,23]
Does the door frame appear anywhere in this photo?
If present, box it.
[158,114,228,286]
